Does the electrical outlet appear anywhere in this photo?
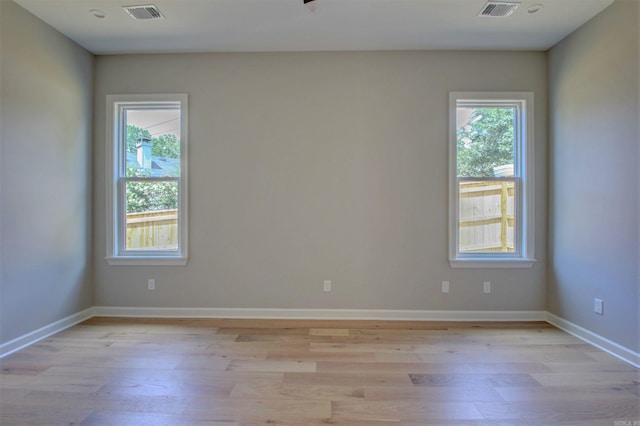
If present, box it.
[442,281,450,293]
[148,279,156,290]
[323,280,332,292]
[594,298,603,315]
[483,281,491,294]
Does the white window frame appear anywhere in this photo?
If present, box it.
[449,92,535,268]
[106,94,188,266]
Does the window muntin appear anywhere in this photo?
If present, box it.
[449,93,534,268]
[106,94,188,265]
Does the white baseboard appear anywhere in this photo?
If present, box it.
[0,307,95,358]
[545,312,640,368]
[92,306,546,322]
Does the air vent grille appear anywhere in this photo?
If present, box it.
[123,4,165,20]
[478,1,520,17]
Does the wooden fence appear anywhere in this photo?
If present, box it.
[459,180,515,252]
[126,209,178,250]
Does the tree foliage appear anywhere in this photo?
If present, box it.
[126,176,178,214]
[456,107,514,177]
[152,134,180,159]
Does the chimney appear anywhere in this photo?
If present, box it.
[136,137,153,171]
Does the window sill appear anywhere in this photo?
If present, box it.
[106,256,188,266]
[449,258,536,269]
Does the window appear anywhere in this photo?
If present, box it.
[449,92,535,268]
[106,94,188,265]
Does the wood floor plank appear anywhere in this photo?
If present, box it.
[531,372,640,387]
[496,384,640,402]
[175,354,233,370]
[309,328,350,336]
[409,373,542,388]
[364,384,505,402]
[374,352,424,363]
[202,343,269,360]
[282,371,413,387]
[229,383,366,400]
[92,370,281,397]
[400,421,617,426]
[587,350,637,363]
[317,361,439,374]
[95,381,232,398]
[0,387,32,404]
[316,361,551,375]
[475,399,640,422]
[4,389,190,414]
[184,397,332,422]
[0,372,104,393]
[226,359,317,373]
[0,405,93,425]
[80,410,239,426]
[307,420,401,425]
[266,350,376,362]
[417,349,598,364]
[310,341,415,353]
[331,400,484,422]
[40,365,225,382]
[99,355,186,370]
[542,360,638,373]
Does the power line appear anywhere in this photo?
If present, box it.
[150,127,179,137]
[144,117,178,130]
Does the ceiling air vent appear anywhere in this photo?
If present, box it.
[123,4,165,20]
[478,1,520,17]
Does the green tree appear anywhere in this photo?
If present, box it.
[152,134,180,159]
[126,181,178,213]
[456,107,514,177]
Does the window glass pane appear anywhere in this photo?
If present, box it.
[125,108,181,178]
[459,180,516,253]
[456,106,515,178]
[125,181,178,250]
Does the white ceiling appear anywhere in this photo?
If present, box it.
[13,0,613,54]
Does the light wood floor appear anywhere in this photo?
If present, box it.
[1,318,638,425]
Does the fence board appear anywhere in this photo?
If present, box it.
[126,209,178,250]
[459,181,515,253]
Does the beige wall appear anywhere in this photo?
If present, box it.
[94,51,547,312]
[0,1,94,344]
[548,0,639,352]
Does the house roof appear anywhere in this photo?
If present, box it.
[127,153,180,178]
